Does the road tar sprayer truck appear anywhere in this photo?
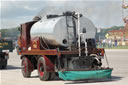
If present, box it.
[17,11,113,81]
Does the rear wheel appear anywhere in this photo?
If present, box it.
[37,57,50,81]
[21,57,31,78]
[49,72,56,80]
[2,59,7,69]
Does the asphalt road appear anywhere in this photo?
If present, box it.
[0,49,128,85]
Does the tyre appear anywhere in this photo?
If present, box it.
[2,59,7,69]
[0,65,2,69]
[21,57,31,78]
[49,72,56,80]
[37,57,50,81]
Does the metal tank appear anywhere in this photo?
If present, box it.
[30,15,96,47]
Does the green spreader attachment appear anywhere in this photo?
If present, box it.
[58,68,113,80]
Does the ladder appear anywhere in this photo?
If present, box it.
[66,16,76,48]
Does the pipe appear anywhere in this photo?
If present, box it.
[82,34,88,56]
[77,13,81,56]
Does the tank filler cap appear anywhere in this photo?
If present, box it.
[33,16,42,21]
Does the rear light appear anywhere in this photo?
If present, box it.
[101,49,104,56]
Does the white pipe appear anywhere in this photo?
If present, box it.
[82,34,88,56]
[77,13,81,56]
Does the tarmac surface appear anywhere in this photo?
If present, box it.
[0,49,128,85]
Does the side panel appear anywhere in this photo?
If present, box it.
[20,21,36,52]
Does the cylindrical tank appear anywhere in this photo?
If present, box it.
[30,16,96,47]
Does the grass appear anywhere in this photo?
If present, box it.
[97,45,128,49]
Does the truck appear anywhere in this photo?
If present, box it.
[17,11,112,81]
[0,39,14,69]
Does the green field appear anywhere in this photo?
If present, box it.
[97,45,128,49]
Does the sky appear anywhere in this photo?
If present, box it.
[0,0,128,29]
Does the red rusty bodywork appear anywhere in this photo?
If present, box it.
[18,21,104,72]
[19,21,36,52]
[31,37,40,50]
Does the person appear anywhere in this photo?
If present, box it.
[108,39,112,48]
[98,40,102,48]
[114,39,118,47]
[102,39,106,48]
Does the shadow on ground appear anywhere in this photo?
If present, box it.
[28,74,122,83]
[64,76,123,84]
[5,65,21,70]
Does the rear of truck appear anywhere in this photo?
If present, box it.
[0,39,14,69]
